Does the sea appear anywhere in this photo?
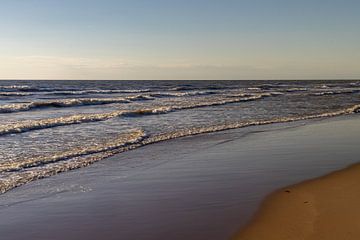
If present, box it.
[0,80,359,194]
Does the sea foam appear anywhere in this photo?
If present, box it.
[0,103,359,194]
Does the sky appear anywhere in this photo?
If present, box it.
[1,0,360,80]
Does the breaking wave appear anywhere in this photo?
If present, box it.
[0,92,32,96]
[47,89,151,95]
[0,130,146,173]
[0,85,36,91]
[169,86,224,91]
[169,86,198,91]
[0,90,219,114]
[0,85,152,95]
[312,89,360,96]
[0,93,274,135]
[0,98,132,113]
[149,90,216,98]
[283,88,308,92]
[0,130,146,194]
[0,103,359,194]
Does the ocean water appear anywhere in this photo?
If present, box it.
[0,80,359,194]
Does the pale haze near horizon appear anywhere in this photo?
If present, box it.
[1,0,360,80]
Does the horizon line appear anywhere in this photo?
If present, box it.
[0,79,359,81]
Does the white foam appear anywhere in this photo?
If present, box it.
[0,93,273,135]
[312,89,360,96]
[0,130,145,193]
[47,89,151,95]
[0,85,33,91]
[0,130,145,173]
[0,92,32,96]
[1,103,359,194]
[0,96,150,113]
[0,91,218,114]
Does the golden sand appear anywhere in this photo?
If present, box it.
[236,163,360,240]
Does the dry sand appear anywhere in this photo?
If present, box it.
[236,163,360,240]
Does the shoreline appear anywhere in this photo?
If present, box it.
[236,162,360,240]
[1,115,360,240]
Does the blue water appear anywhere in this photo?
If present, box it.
[0,80,359,193]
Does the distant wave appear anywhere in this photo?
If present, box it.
[47,89,151,95]
[227,92,284,98]
[169,86,224,91]
[169,86,198,91]
[0,85,36,92]
[0,91,218,114]
[126,95,155,101]
[312,89,360,96]
[0,85,152,95]
[256,84,278,90]
[0,92,32,96]
[247,87,261,91]
[247,86,307,93]
[0,93,274,135]
[149,90,216,98]
[283,88,308,92]
[120,94,265,117]
[1,103,360,194]
[0,97,137,113]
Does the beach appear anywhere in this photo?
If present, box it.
[0,115,360,240]
[2,0,360,238]
[236,163,360,240]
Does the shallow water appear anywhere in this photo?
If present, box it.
[0,80,359,193]
[1,116,360,240]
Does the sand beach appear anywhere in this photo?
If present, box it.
[236,162,360,240]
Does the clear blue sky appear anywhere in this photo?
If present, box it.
[1,0,359,80]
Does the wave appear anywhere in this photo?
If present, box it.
[149,90,216,98]
[0,92,32,96]
[169,86,197,91]
[0,90,216,114]
[0,95,157,113]
[247,84,308,93]
[46,90,214,102]
[283,88,308,92]
[0,85,152,95]
[312,89,360,96]
[1,103,360,194]
[0,98,130,113]
[47,89,151,95]
[0,85,36,92]
[0,130,146,173]
[169,86,224,91]
[0,130,146,193]
[0,111,123,135]
[126,94,155,101]
[256,84,278,90]
[0,93,274,135]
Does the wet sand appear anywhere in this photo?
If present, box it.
[0,115,360,240]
